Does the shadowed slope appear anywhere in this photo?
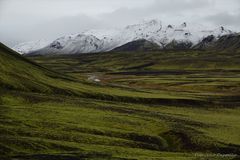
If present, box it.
[0,43,73,93]
[112,39,161,52]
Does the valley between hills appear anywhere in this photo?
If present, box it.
[0,42,240,160]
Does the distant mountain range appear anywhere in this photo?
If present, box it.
[12,19,239,55]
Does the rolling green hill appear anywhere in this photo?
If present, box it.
[0,42,54,92]
[0,42,81,95]
[0,43,240,160]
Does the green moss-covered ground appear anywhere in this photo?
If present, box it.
[0,44,239,159]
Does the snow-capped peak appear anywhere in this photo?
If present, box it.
[12,19,234,55]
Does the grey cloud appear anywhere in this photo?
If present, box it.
[150,0,212,13]
[209,12,240,25]
[100,0,213,26]
[0,0,239,46]
[28,15,107,39]
[205,11,240,30]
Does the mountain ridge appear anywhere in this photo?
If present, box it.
[12,19,234,55]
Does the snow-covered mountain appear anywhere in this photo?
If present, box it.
[30,34,106,55]
[13,20,233,55]
[12,39,51,54]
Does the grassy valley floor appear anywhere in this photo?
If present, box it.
[0,48,239,159]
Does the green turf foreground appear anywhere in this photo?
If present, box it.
[0,43,240,159]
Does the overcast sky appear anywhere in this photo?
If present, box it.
[0,0,239,46]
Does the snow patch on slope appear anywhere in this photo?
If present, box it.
[12,39,51,54]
